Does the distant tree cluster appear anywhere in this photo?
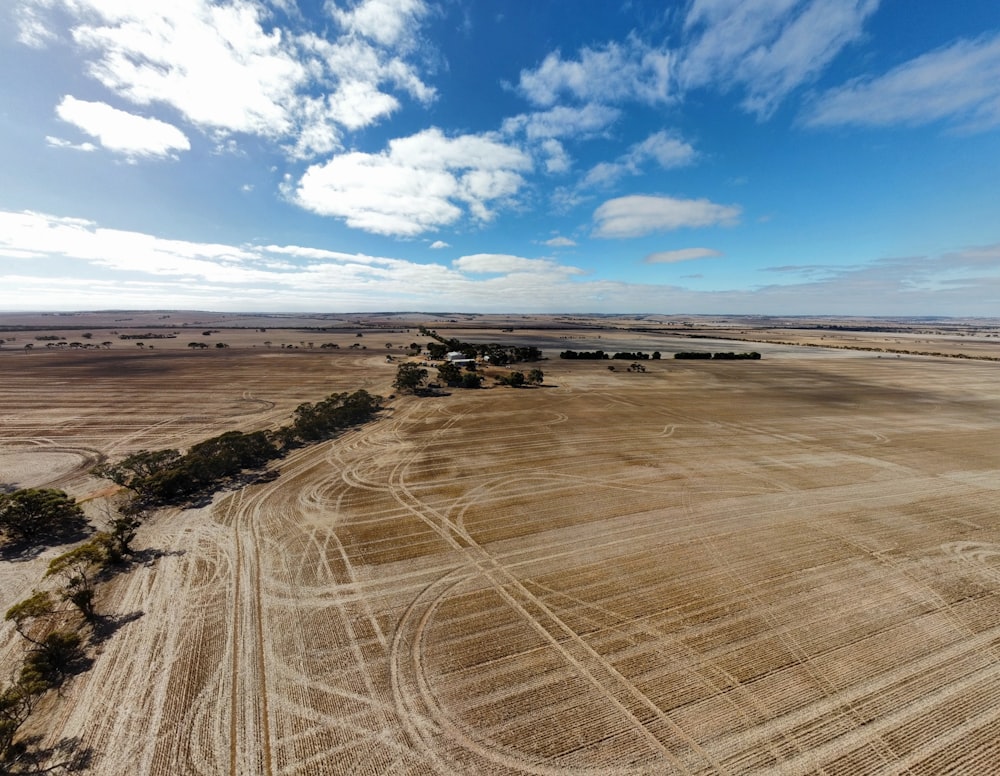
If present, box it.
[559,350,609,360]
[420,327,541,365]
[495,369,543,387]
[561,350,661,360]
[674,351,761,360]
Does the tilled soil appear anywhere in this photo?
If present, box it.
[3,339,1000,774]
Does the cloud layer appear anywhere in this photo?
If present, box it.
[3,209,998,315]
[593,196,741,238]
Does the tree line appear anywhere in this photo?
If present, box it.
[1,386,384,766]
[560,350,662,360]
[2,495,141,768]
[674,351,761,359]
[93,389,382,509]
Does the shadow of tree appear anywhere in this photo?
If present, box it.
[89,610,144,645]
[129,547,186,567]
[6,735,95,773]
[0,523,94,563]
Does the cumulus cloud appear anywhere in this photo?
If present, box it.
[429,240,450,249]
[329,0,429,48]
[593,195,741,238]
[544,236,576,247]
[680,0,880,118]
[55,96,190,159]
[645,248,723,263]
[804,32,1000,131]
[583,130,696,187]
[18,0,436,159]
[293,128,532,236]
[502,103,620,141]
[517,35,675,107]
[540,139,571,174]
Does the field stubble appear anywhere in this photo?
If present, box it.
[3,337,1000,774]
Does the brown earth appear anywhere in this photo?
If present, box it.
[3,316,1000,774]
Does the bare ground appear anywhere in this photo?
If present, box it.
[3,321,1000,774]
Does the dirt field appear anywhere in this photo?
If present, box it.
[3,314,1000,774]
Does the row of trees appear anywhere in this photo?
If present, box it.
[560,350,662,360]
[2,498,141,766]
[3,385,386,764]
[674,351,761,359]
[94,390,382,508]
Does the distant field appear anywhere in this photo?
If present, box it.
[3,314,1000,774]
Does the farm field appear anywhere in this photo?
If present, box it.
[3,315,1000,774]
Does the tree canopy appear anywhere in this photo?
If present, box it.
[0,489,88,548]
[393,362,428,393]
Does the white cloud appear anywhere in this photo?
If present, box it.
[540,139,571,174]
[634,131,698,168]
[45,135,98,152]
[645,248,723,263]
[14,4,57,48]
[293,128,532,236]
[517,35,675,107]
[3,210,1000,315]
[502,103,620,140]
[20,0,436,158]
[429,240,450,249]
[55,96,190,159]
[583,130,697,187]
[593,195,741,238]
[329,0,429,49]
[681,0,880,118]
[455,254,559,274]
[804,32,1000,131]
[544,236,576,247]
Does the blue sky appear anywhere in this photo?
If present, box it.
[2,0,1000,315]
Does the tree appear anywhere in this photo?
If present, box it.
[436,361,462,386]
[93,449,182,499]
[652,351,661,360]
[0,489,87,547]
[97,502,143,564]
[1,680,36,762]
[460,372,483,389]
[5,591,55,645]
[46,543,106,621]
[393,362,427,394]
[426,342,448,360]
[20,630,85,689]
[526,368,544,385]
[497,371,525,387]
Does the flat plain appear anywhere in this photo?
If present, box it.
[3,312,1000,774]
